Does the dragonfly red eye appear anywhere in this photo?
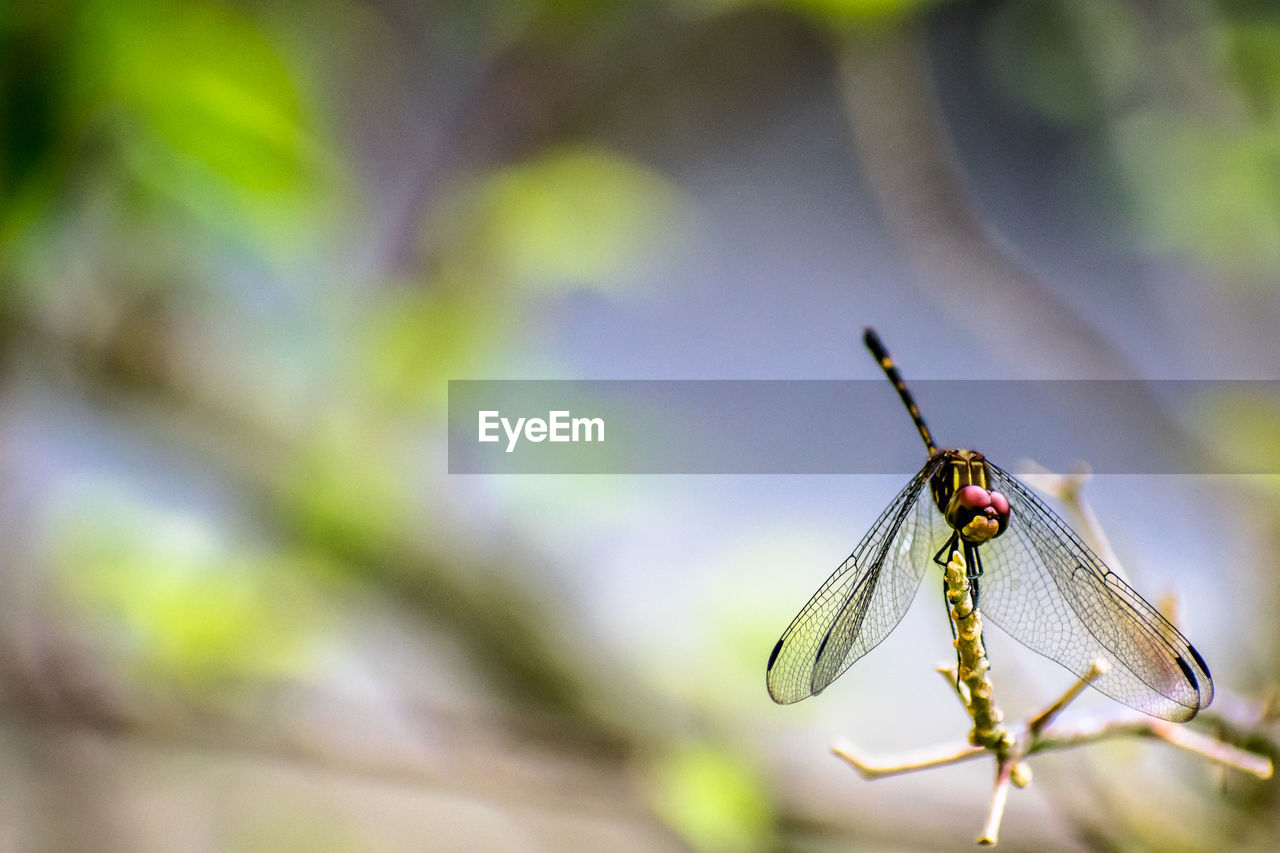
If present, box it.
[955,485,991,510]
[946,485,1009,543]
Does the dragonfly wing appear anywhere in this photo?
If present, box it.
[980,463,1213,721]
[767,457,947,704]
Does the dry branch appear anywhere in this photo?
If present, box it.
[831,550,1271,847]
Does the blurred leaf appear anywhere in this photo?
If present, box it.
[78,0,333,255]
[0,3,74,249]
[982,4,1280,279]
[511,0,646,42]
[635,526,835,720]
[781,0,938,24]
[54,482,326,688]
[1112,110,1280,278]
[1229,24,1280,126]
[362,274,513,413]
[231,805,356,853]
[646,742,775,853]
[1193,390,1280,478]
[448,146,692,293]
[695,0,939,26]
[280,412,415,557]
[365,146,695,409]
[984,0,1140,127]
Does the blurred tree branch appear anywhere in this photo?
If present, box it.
[835,23,1134,378]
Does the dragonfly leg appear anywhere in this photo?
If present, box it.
[943,577,962,687]
[963,541,985,609]
[943,577,959,641]
[938,531,965,679]
[933,531,959,568]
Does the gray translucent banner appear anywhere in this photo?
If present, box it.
[447,380,1277,474]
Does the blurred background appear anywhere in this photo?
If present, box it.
[2,0,1280,850]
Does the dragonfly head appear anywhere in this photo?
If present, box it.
[946,484,1010,543]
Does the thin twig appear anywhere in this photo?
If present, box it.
[1033,715,1273,779]
[936,664,969,708]
[832,741,985,780]
[978,760,1013,846]
[1027,659,1111,736]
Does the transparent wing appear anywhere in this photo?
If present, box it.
[980,462,1213,721]
[766,457,947,704]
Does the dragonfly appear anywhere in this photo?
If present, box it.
[766,328,1214,722]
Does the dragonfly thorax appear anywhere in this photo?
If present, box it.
[930,449,1011,544]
